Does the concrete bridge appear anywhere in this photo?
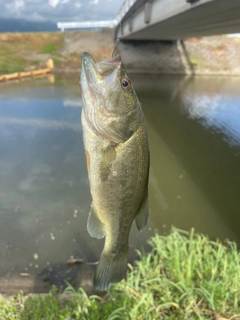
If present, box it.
[116,0,240,40]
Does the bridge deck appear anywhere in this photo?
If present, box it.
[116,0,240,40]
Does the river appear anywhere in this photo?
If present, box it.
[0,74,239,293]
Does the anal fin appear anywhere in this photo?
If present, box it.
[87,204,105,239]
[135,194,148,231]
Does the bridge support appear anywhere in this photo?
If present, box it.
[117,40,194,74]
[116,35,240,76]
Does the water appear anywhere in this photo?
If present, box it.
[0,74,239,293]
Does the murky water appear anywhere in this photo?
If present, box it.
[0,74,239,293]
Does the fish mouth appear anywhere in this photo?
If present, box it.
[82,51,95,64]
[81,51,122,86]
[82,51,97,71]
[81,52,98,86]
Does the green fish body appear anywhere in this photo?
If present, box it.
[80,52,149,291]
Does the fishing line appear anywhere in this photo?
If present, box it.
[112,36,122,57]
[112,20,122,57]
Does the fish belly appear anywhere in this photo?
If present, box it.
[82,111,148,237]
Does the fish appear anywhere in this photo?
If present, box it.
[80,51,150,291]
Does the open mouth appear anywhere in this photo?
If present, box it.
[82,51,122,77]
[81,52,98,85]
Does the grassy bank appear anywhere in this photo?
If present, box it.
[0,30,114,75]
[1,228,239,320]
[0,32,64,74]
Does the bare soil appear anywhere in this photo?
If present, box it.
[56,29,115,72]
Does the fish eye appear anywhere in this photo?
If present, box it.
[121,78,131,90]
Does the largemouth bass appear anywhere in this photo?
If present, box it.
[80,51,149,291]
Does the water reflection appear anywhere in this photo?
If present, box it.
[132,75,240,243]
[0,116,81,131]
[0,77,89,293]
[183,93,240,147]
[0,74,240,294]
[0,75,152,294]
[63,98,82,108]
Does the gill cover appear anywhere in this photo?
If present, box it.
[80,52,141,144]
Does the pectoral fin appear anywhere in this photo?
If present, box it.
[101,142,116,163]
[87,204,105,239]
[135,194,148,231]
[100,143,116,182]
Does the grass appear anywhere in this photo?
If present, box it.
[0,32,64,75]
[0,57,27,74]
[0,228,239,319]
[0,31,116,75]
[40,42,62,54]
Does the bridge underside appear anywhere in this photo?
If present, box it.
[117,0,240,40]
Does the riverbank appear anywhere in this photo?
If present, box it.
[1,228,239,320]
[1,30,240,76]
[0,30,115,76]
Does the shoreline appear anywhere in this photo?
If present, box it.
[0,30,115,77]
[0,228,239,319]
[1,30,240,77]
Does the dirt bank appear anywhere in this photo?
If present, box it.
[0,29,115,76]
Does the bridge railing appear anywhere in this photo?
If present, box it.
[116,0,137,23]
[57,20,117,32]
[57,0,137,32]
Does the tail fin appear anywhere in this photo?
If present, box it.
[93,250,128,291]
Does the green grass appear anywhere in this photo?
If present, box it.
[31,60,40,66]
[0,228,239,320]
[40,42,62,54]
[53,57,62,67]
[0,57,27,74]
[40,33,64,54]
[0,32,64,74]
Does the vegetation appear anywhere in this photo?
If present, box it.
[40,41,63,54]
[0,228,239,319]
[0,56,28,74]
[0,31,114,76]
[0,32,64,74]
